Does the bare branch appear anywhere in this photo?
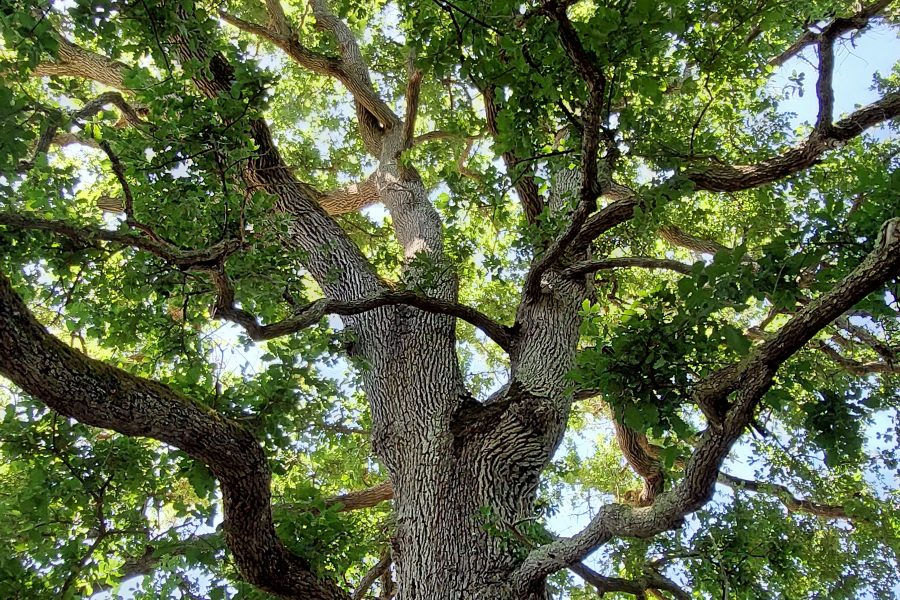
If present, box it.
[329,480,394,512]
[218,10,345,81]
[718,473,851,520]
[411,130,457,146]
[815,342,900,374]
[833,316,897,361]
[658,225,729,256]
[352,550,392,600]
[317,174,381,215]
[403,68,424,148]
[767,1,895,69]
[33,33,129,89]
[308,0,400,130]
[564,257,693,278]
[456,137,486,184]
[570,562,691,600]
[208,269,517,352]
[265,0,292,36]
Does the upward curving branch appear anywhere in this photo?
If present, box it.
[512,218,900,590]
[0,270,349,600]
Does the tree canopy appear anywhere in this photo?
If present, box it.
[0,0,899,598]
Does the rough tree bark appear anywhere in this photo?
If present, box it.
[2,1,900,599]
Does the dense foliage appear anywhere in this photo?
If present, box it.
[0,0,899,598]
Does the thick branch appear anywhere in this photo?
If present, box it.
[687,90,900,193]
[308,0,400,130]
[815,342,900,374]
[513,218,900,589]
[317,175,381,215]
[833,316,897,361]
[658,225,728,256]
[0,270,348,600]
[209,269,517,352]
[541,0,606,103]
[522,111,605,297]
[403,68,424,148]
[33,33,128,89]
[265,0,292,36]
[570,189,639,254]
[328,480,394,512]
[411,130,456,145]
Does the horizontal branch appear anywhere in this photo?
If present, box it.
[316,175,380,215]
[0,212,241,269]
[411,130,457,145]
[564,257,693,278]
[33,33,129,89]
[282,480,394,517]
[570,562,691,600]
[209,269,517,352]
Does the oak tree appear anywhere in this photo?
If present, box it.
[1,0,899,598]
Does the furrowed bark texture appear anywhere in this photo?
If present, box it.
[0,271,347,600]
[12,3,900,599]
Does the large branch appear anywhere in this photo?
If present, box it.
[512,218,900,589]
[521,97,606,297]
[309,0,399,129]
[571,87,900,252]
[163,13,385,301]
[30,24,382,301]
[814,342,900,374]
[217,10,397,133]
[33,33,129,89]
[209,268,517,352]
[0,270,348,600]
[687,90,900,192]
[316,174,381,215]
